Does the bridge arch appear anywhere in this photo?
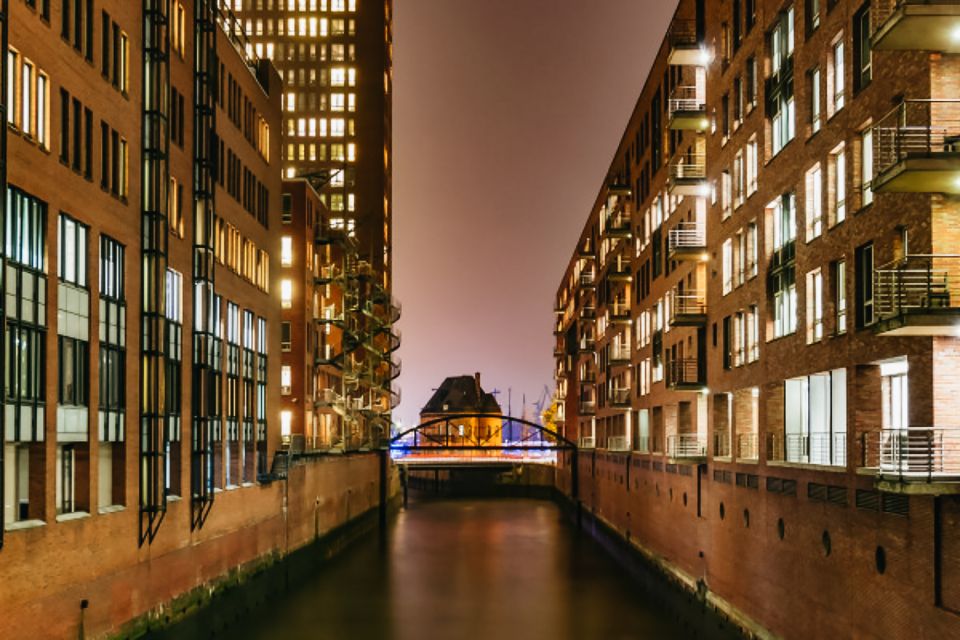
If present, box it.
[388,413,576,451]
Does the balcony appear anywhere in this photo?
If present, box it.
[607,435,629,451]
[667,19,707,66]
[579,436,596,449]
[871,0,960,53]
[766,432,847,467]
[667,156,708,196]
[871,100,960,193]
[609,388,631,408]
[669,292,707,327]
[667,433,708,461]
[863,428,960,494]
[736,433,759,460]
[668,85,708,131]
[577,337,596,354]
[578,271,597,289]
[608,344,631,366]
[603,211,632,239]
[666,358,705,391]
[315,264,339,285]
[606,258,632,282]
[578,399,596,416]
[874,255,960,335]
[608,303,631,325]
[667,221,707,260]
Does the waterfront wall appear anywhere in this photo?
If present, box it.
[559,452,960,640]
[0,453,394,640]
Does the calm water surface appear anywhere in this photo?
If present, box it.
[230,498,699,640]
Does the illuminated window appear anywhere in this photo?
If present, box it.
[806,268,823,343]
[280,410,292,437]
[281,279,293,308]
[805,164,822,241]
[281,236,293,266]
[281,366,292,394]
[830,144,846,225]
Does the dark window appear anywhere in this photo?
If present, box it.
[60,89,70,164]
[58,336,89,406]
[806,0,820,36]
[855,242,875,327]
[853,4,872,92]
[723,316,732,369]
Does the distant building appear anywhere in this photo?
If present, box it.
[420,374,502,446]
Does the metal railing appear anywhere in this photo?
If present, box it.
[714,430,731,457]
[579,272,596,287]
[737,433,759,460]
[671,292,707,319]
[579,436,596,449]
[870,1,958,37]
[609,388,631,406]
[872,99,960,180]
[607,435,629,451]
[578,400,596,415]
[669,85,706,114]
[609,345,631,363]
[666,358,703,387]
[668,18,698,48]
[767,432,847,466]
[578,338,596,352]
[875,254,960,319]
[670,156,708,181]
[608,303,631,323]
[607,258,631,278]
[667,433,708,459]
[668,221,706,253]
[604,212,632,236]
[863,428,960,481]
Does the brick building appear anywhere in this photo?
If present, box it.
[231,0,400,448]
[0,3,391,638]
[554,0,960,637]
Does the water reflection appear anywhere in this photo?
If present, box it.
[231,498,695,640]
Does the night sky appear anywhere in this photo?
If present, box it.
[392,0,677,427]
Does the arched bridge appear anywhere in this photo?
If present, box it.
[388,413,576,457]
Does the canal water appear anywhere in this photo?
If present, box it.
[164,498,738,640]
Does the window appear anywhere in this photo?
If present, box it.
[807,269,824,343]
[806,0,821,35]
[861,129,873,207]
[784,369,847,466]
[855,242,874,327]
[281,321,292,351]
[746,137,758,195]
[282,193,293,224]
[747,221,758,278]
[21,61,33,137]
[280,366,292,394]
[810,67,821,134]
[853,4,872,92]
[58,336,88,406]
[747,305,760,362]
[831,145,846,225]
[881,359,908,430]
[281,279,293,308]
[6,187,46,270]
[834,260,847,334]
[831,38,845,114]
[806,164,823,241]
[723,239,734,295]
[746,56,758,109]
[99,236,126,448]
[771,192,797,251]
[281,236,293,266]
[6,49,16,126]
[58,213,88,287]
[770,194,797,338]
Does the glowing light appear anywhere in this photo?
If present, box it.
[952,25,960,43]
[698,49,713,65]
[699,119,710,130]
[700,253,710,262]
[280,410,292,437]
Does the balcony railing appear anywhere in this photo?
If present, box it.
[604,213,632,238]
[607,259,632,280]
[714,430,731,457]
[736,433,759,460]
[579,436,596,449]
[668,156,708,196]
[579,272,596,288]
[578,338,596,353]
[607,435,629,451]
[667,221,707,258]
[668,85,708,130]
[668,19,706,66]
[871,99,960,193]
[608,345,631,364]
[578,400,596,415]
[871,1,960,53]
[667,433,707,459]
[874,255,960,334]
[666,358,704,390]
[670,292,707,326]
[609,388,631,407]
[863,428,960,483]
[608,304,631,324]
[767,432,847,467]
